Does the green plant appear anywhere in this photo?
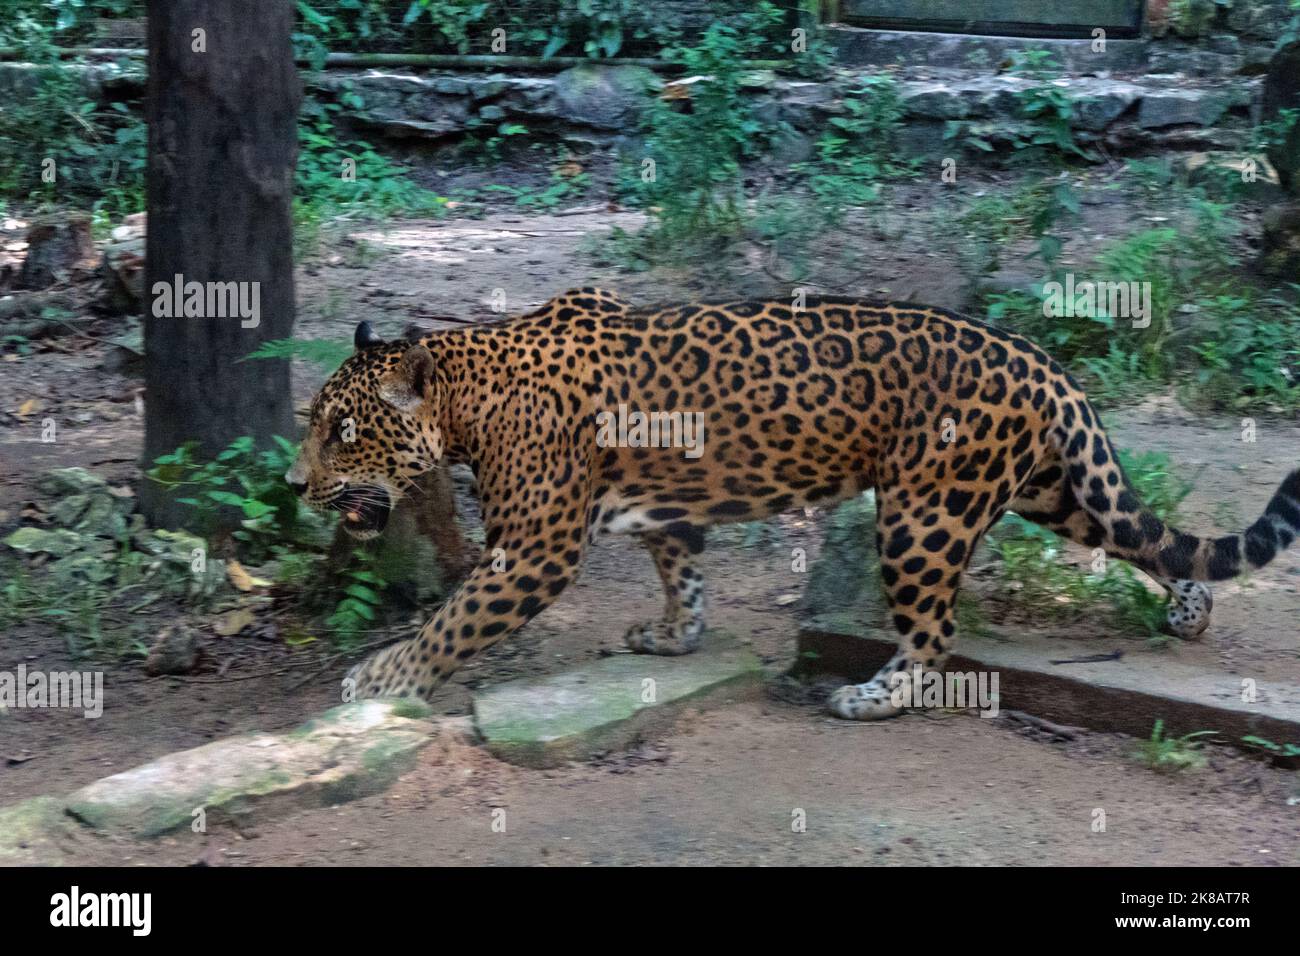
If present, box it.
[244,336,353,374]
[147,436,328,560]
[959,176,1080,276]
[1186,291,1300,411]
[482,164,591,210]
[462,120,531,163]
[1117,450,1195,523]
[945,51,1090,165]
[797,75,911,226]
[324,548,388,647]
[1134,719,1217,772]
[987,513,1164,633]
[627,8,783,260]
[1168,0,1218,37]
[296,96,449,220]
[1241,735,1300,760]
[0,16,146,215]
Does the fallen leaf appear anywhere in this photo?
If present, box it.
[284,630,318,646]
[16,398,40,417]
[225,560,271,591]
[213,607,257,637]
[227,560,254,592]
[775,593,799,606]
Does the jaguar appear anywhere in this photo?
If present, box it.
[285,288,1299,719]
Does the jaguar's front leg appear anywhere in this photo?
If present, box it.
[624,523,706,656]
[346,518,587,700]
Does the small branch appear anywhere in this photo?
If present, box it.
[1002,709,1082,740]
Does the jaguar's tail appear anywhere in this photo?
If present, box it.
[1052,396,1300,582]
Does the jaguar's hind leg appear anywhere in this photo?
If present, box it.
[624,524,707,656]
[829,493,988,721]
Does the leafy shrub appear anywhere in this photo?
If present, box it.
[623,7,783,260]
[147,436,328,560]
[0,16,146,216]
[296,96,449,218]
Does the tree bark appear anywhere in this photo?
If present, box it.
[140,0,301,529]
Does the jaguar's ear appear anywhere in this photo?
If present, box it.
[354,321,384,350]
[378,345,436,413]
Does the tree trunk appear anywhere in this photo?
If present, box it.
[140,0,301,529]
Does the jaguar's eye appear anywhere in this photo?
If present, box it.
[325,419,345,446]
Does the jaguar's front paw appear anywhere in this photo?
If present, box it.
[828,681,904,721]
[344,640,420,700]
[623,620,702,656]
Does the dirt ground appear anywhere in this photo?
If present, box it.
[2,189,1299,866]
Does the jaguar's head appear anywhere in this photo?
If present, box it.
[285,321,444,539]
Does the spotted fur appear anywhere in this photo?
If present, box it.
[288,289,1300,719]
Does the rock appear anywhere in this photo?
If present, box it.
[99,328,144,376]
[464,76,511,102]
[1227,0,1294,40]
[34,467,110,497]
[1262,39,1300,194]
[898,81,972,120]
[431,76,471,96]
[1074,88,1140,131]
[473,635,762,768]
[144,623,201,676]
[769,129,815,166]
[0,797,71,866]
[1146,46,1245,77]
[62,701,439,836]
[100,230,145,316]
[552,65,654,130]
[3,527,86,558]
[798,495,890,633]
[894,120,950,159]
[18,213,98,290]
[1258,201,1300,277]
[829,26,1147,74]
[362,116,465,140]
[1137,89,1232,128]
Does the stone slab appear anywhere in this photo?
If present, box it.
[796,613,1300,757]
[473,634,763,768]
[61,700,439,838]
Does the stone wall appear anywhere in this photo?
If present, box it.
[306,63,1260,162]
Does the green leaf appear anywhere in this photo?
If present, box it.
[345,583,382,604]
[205,490,248,507]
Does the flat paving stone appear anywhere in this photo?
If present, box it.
[797,613,1300,753]
[60,699,439,838]
[473,634,763,768]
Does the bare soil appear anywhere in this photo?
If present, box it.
[1,195,1298,865]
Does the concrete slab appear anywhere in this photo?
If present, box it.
[828,26,1149,74]
[796,613,1300,757]
[473,633,763,768]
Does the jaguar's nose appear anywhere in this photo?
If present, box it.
[287,478,307,496]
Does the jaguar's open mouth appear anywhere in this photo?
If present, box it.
[330,485,392,537]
